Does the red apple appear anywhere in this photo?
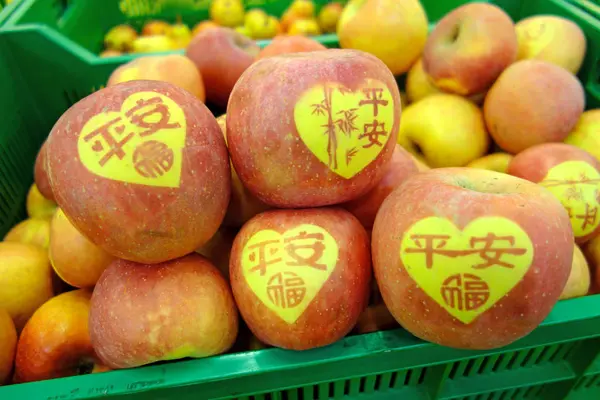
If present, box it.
[508,143,600,243]
[186,27,260,107]
[372,168,573,349]
[89,254,238,369]
[34,141,55,201]
[45,80,230,263]
[227,49,401,208]
[230,208,371,350]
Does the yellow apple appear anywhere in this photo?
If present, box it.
[26,183,57,219]
[565,109,600,162]
[0,309,17,384]
[560,244,590,300]
[466,153,513,174]
[210,0,245,28]
[398,94,490,168]
[406,58,443,103]
[4,218,51,250]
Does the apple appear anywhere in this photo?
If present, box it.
[318,2,343,33]
[49,209,115,288]
[484,60,585,154]
[131,35,176,53]
[398,94,489,168]
[354,303,398,334]
[141,20,171,36]
[26,183,57,219]
[338,0,428,75]
[46,80,231,264]
[99,49,122,58]
[227,49,401,208]
[422,3,517,96]
[210,0,245,28]
[4,218,51,249]
[0,243,53,331]
[192,20,219,37]
[507,143,600,243]
[0,309,17,384]
[230,208,371,350]
[406,58,443,103]
[584,234,600,294]
[104,24,137,52]
[560,244,590,300]
[288,19,322,36]
[258,35,326,59]
[107,55,206,102]
[516,15,586,74]
[14,290,99,383]
[186,27,259,108]
[196,227,237,280]
[372,168,573,349]
[466,153,513,174]
[89,254,238,369]
[33,141,55,201]
[565,110,600,162]
[290,0,315,18]
[343,145,419,229]
[246,13,280,39]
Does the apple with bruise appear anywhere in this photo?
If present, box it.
[186,27,260,108]
[508,143,600,244]
[343,145,419,229]
[227,49,401,208]
[372,168,573,349]
[49,209,115,288]
[34,141,55,201]
[229,208,371,350]
[14,290,100,383]
[89,254,238,369]
[422,3,518,96]
[45,80,230,264]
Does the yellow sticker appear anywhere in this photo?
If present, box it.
[517,19,555,57]
[294,79,395,179]
[241,224,339,324]
[540,161,600,238]
[400,217,534,324]
[78,91,186,188]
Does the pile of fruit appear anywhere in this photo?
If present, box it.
[1,0,600,389]
[101,0,344,56]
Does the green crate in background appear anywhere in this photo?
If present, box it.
[2,0,600,399]
[568,0,600,19]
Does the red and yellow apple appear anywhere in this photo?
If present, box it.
[89,254,238,369]
[227,49,401,208]
[354,303,398,334]
[406,58,443,103]
[516,15,586,74]
[422,3,517,96]
[484,60,585,154]
[34,141,55,201]
[560,244,590,300]
[141,20,171,36]
[466,153,513,174]
[338,0,428,75]
[186,27,259,107]
[107,55,206,102]
[4,218,51,249]
[508,143,600,243]
[196,227,237,280]
[343,145,419,229]
[258,35,327,59]
[565,110,600,162]
[14,290,99,383]
[46,80,231,264]
[192,20,219,37]
[49,209,115,288]
[0,309,17,384]
[372,168,573,349]
[398,94,489,168]
[230,208,371,350]
[0,242,53,331]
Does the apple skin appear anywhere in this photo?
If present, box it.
[507,143,600,244]
[560,244,590,300]
[227,49,401,208]
[46,80,231,264]
[0,242,54,332]
[0,309,17,384]
[584,235,600,294]
[565,110,600,163]
[466,153,513,174]
[14,290,98,383]
[4,218,51,250]
[516,15,586,74]
[372,168,573,349]
[230,208,371,350]
[257,35,327,59]
[49,209,115,288]
[422,3,517,96]
[343,145,419,229]
[186,27,259,108]
[34,141,55,201]
[484,60,585,154]
[337,0,428,75]
[26,183,57,219]
[89,254,238,369]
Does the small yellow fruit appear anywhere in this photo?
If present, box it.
[131,35,176,53]
[104,25,138,52]
[210,0,245,28]
[288,18,321,36]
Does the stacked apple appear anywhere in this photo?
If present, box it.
[2,0,600,388]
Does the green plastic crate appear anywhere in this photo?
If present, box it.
[2,0,600,399]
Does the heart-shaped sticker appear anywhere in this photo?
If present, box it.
[294,79,396,179]
[400,217,534,324]
[241,224,339,324]
[540,161,600,238]
[77,91,186,188]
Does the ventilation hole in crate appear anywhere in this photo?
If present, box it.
[477,357,490,374]
[374,374,383,391]
[297,388,304,400]
[389,371,399,388]
[534,346,550,365]
[551,342,574,362]
[328,381,335,398]
[281,390,290,400]
[312,384,319,399]
[344,379,351,396]
[463,359,477,377]
[492,353,507,371]
[520,348,536,367]
[503,351,520,370]
[404,369,413,385]
[358,376,367,393]
[418,368,427,384]
[448,361,461,379]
